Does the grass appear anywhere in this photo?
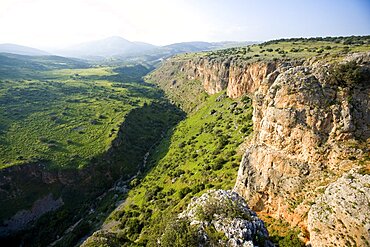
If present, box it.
[0,62,158,169]
[261,214,305,247]
[84,91,254,246]
[170,35,370,65]
[0,54,185,246]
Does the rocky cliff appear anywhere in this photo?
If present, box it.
[178,189,273,247]
[149,51,370,246]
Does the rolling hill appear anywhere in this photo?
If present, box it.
[55,36,157,59]
[0,43,49,56]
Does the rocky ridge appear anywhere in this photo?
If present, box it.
[178,189,273,247]
[149,51,370,246]
[308,167,370,247]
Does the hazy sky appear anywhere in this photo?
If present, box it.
[0,0,369,49]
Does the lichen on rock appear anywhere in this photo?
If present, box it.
[308,168,370,247]
[177,189,273,247]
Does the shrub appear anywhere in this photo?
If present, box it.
[129,178,140,188]
[160,219,199,247]
[330,61,364,87]
[178,142,186,148]
[192,184,205,194]
[145,185,163,201]
[172,169,185,178]
[196,197,252,223]
[240,126,250,134]
[124,218,144,238]
[39,136,48,143]
[273,230,305,247]
[178,187,192,199]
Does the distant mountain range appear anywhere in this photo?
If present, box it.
[54,36,157,59]
[0,36,257,63]
[0,43,49,56]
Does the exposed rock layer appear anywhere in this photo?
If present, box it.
[308,168,370,247]
[179,189,273,247]
[0,194,63,237]
[151,52,370,246]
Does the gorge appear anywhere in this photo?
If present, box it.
[0,37,369,247]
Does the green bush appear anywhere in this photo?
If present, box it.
[272,230,305,247]
[178,187,192,199]
[129,178,140,188]
[124,218,144,239]
[330,61,364,87]
[160,219,199,247]
[145,185,163,201]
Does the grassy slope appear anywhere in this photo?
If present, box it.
[0,63,156,169]
[82,36,370,246]
[9,101,184,247]
[83,91,254,246]
[171,35,370,65]
[0,55,186,246]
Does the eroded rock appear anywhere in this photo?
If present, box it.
[179,189,273,247]
[308,169,370,247]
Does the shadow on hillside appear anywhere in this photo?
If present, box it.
[84,64,153,84]
[0,97,185,246]
[0,61,186,246]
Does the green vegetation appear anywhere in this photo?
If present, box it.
[145,63,208,113]
[159,218,200,247]
[3,35,368,246]
[172,35,370,64]
[262,215,305,247]
[0,53,89,79]
[90,91,253,246]
[329,61,365,87]
[0,57,156,169]
[0,54,185,246]
[195,196,252,222]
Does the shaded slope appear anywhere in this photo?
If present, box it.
[82,91,254,246]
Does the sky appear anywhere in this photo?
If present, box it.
[0,0,369,49]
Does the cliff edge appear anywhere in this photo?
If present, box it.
[148,49,370,246]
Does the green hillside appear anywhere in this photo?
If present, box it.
[82,91,254,246]
[177,35,370,63]
[0,60,156,169]
[0,55,184,246]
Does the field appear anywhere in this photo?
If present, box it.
[0,55,156,169]
[178,35,370,63]
[0,53,186,246]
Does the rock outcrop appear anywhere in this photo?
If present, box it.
[150,52,370,245]
[185,58,278,98]
[308,168,370,247]
[178,189,273,247]
[234,53,370,236]
[0,193,63,237]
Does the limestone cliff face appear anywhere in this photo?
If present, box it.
[151,52,370,246]
[308,168,370,247]
[183,58,278,98]
[234,53,370,235]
